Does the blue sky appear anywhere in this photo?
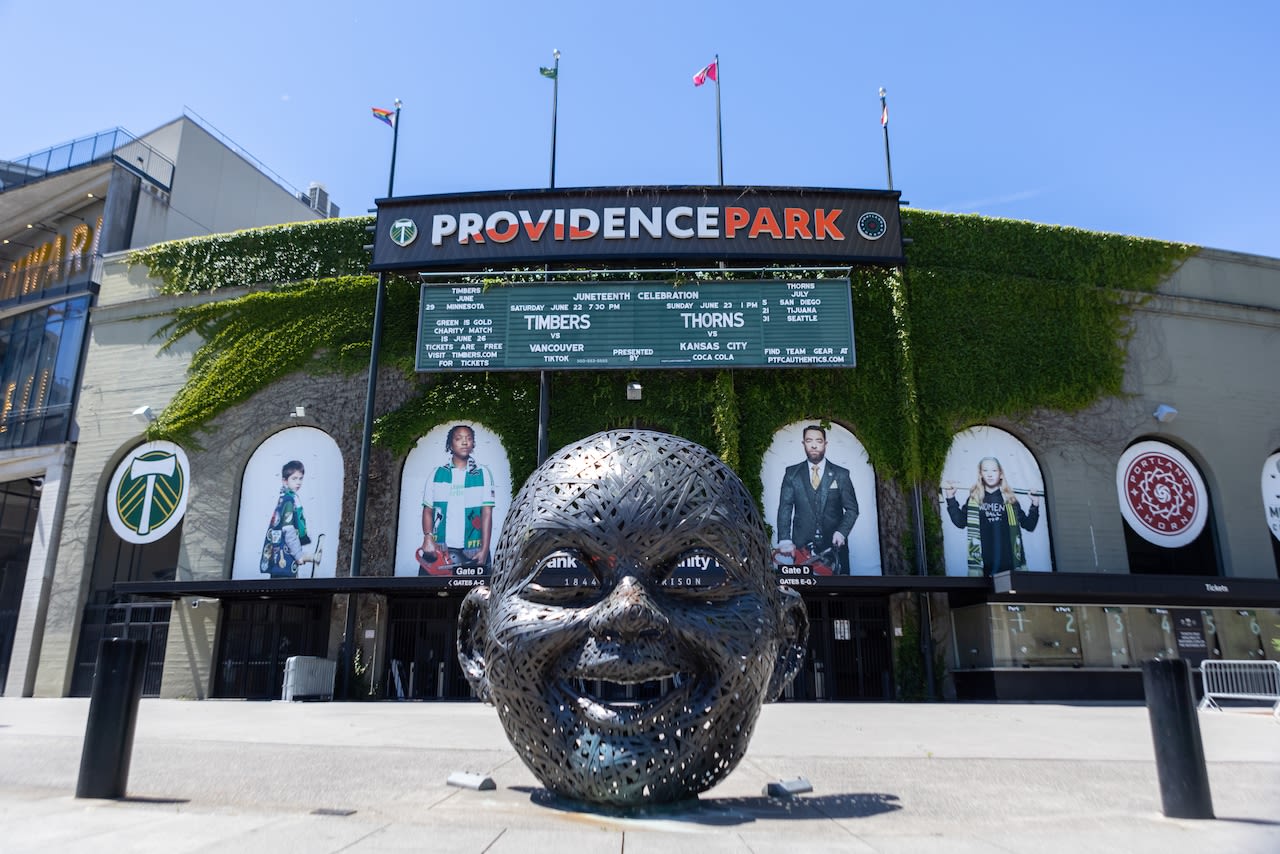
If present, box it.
[4,1,1277,257]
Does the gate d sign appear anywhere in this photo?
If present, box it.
[107,442,191,545]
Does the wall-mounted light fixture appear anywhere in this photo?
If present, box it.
[1152,404,1178,423]
[289,405,306,418]
[626,382,642,401]
[132,405,156,423]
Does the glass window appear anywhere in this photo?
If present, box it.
[951,605,994,669]
[1258,609,1280,662]
[0,296,87,450]
[1211,609,1270,661]
[1010,605,1082,667]
[1075,606,1133,668]
[1125,607,1177,660]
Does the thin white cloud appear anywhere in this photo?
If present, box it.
[937,188,1046,212]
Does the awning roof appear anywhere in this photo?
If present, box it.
[112,571,1280,608]
[113,573,991,601]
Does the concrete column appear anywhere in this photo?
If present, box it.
[4,445,75,697]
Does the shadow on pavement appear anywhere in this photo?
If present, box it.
[520,787,902,826]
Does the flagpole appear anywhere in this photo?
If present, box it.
[537,51,561,464]
[715,54,723,185]
[343,97,400,697]
[549,49,560,189]
[879,87,894,192]
[881,83,930,697]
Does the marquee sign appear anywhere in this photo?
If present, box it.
[371,186,904,270]
[415,279,855,372]
[106,441,191,545]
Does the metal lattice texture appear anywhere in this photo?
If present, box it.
[459,430,808,806]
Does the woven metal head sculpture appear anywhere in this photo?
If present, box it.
[458,430,808,806]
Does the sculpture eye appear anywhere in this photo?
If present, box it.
[659,549,729,591]
[525,550,602,603]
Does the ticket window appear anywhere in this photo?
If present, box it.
[1078,606,1133,668]
[1260,609,1280,662]
[951,605,994,669]
[1211,609,1270,660]
[1127,608,1177,660]
[1013,605,1082,667]
[989,605,1083,667]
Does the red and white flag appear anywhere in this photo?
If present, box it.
[880,102,888,127]
[692,60,718,87]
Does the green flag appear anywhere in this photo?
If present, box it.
[539,66,557,79]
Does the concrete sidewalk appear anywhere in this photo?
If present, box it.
[1,698,1277,852]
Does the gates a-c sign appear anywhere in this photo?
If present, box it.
[371,186,904,270]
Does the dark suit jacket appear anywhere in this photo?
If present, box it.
[776,460,860,552]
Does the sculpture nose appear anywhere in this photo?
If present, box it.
[590,575,668,640]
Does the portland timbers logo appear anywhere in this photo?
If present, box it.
[108,442,190,544]
[390,218,418,247]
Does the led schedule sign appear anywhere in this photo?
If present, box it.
[416,279,855,372]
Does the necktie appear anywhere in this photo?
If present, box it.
[811,465,820,489]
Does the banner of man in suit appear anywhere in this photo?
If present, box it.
[761,421,882,578]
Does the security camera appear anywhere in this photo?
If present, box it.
[190,599,200,609]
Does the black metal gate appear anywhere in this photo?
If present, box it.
[0,477,40,695]
[214,599,330,699]
[787,596,892,701]
[70,603,172,697]
[384,598,472,700]
[0,559,25,694]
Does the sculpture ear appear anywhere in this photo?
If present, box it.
[457,586,493,704]
[766,587,809,702]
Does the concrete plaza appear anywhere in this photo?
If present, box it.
[1,697,1277,852]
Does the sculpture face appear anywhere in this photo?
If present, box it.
[459,430,807,806]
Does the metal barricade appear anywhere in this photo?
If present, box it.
[1197,660,1280,719]
[281,656,337,701]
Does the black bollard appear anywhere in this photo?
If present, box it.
[76,637,147,799]
[1142,658,1214,819]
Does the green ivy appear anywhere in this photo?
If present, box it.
[374,372,541,486]
[135,209,1196,547]
[129,216,373,294]
[901,210,1194,483]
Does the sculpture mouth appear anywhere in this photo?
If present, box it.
[568,673,689,706]
[556,670,703,728]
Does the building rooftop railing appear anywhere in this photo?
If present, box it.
[0,127,175,194]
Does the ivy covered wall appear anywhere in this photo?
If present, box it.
[130,210,1195,573]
